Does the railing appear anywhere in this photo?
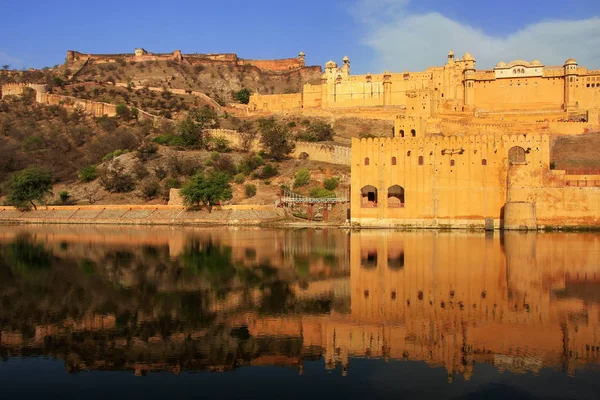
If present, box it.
[280,189,348,205]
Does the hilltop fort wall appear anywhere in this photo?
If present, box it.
[1,83,160,122]
[350,135,600,229]
[66,49,317,73]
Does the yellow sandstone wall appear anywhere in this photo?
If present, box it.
[350,135,600,228]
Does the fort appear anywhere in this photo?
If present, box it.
[249,52,600,137]
[66,48,320,74]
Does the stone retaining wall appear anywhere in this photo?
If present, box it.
[0,205,284,226]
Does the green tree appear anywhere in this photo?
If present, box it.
[258,118,294,161]
[7,167,53,210]
[2,65,9,71]
[177,106,220,148]
[232,88,252,104]
[181,171,233,212]
[116,103,132,120]
[297,121,335,142]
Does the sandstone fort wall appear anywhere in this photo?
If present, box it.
[350,135,600,228]
[67,49,315,73]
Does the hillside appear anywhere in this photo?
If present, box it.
[70,59,321,103]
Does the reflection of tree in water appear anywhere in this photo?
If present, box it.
[181,240,237,287]
[6,234,53,273]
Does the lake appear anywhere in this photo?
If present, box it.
[0,225,599,399]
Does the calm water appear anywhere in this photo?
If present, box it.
[1,225,599,399]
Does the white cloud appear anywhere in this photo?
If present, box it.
[0,52,22,68]
[352,0,600,73]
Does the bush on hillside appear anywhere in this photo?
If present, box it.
[323,177,339,191]
[293,168,311,188]
[245,184,257,198]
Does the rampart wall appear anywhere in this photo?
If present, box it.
[2,83,161,122]
[67,50,314,73]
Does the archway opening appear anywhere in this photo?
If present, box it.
[388,185,405,208]
[361,185,378,208]
[361,249,378,269]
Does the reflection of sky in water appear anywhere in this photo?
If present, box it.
[0,225,600,399]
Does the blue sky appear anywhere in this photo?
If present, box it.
[1,0,599,74]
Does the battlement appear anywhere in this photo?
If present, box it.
[352,134,549,148]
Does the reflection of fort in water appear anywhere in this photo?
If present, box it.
[1,227,600,379]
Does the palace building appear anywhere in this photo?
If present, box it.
[250,52,600,118]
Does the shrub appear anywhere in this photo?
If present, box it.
[238,154,265,175]
[163,177,181,190]
[59,191,70,204]
[115,103,132,120]
[287,121,297,128]
[259,163,278,179]
[232,88,252,104]
[136,143,158,161]
[294,168,311,188]
[132,161,150,180]
[100,160,135,193]
[234,173,246,184]
[154,165,167,180]
[245,184,257,198]
[210,136,231,153]
[309,187,336,198]
[79,165,98,182]
[152,135,172,145]
[323,177,339,191]
[141,180,161,200]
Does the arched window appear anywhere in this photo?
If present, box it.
[399,129,405,137]
[361,185,378,208]
[391,156,397,165]
[388,250,405,270]
[407,151,411,156]
[450,159,455,166]
[387,185,405,208]
[418,156,424,165]
[411,129,416,137]
[482,159,487,166]
[364,157,370,166]
[508,146,526,164]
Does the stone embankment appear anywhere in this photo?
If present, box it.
[0,205,285,226]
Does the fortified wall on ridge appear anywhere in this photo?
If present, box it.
[66,48,320,74]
